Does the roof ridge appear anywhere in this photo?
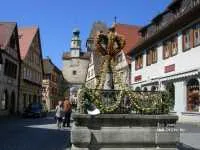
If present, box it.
[116,23,142,28]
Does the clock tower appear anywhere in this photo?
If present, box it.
[62,29,90,106]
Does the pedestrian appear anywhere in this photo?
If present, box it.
[55,101,63,129]
[63,97,72,127]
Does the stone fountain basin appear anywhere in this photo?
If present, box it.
[71,114,180,150]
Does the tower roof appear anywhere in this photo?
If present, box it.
[73,28,80,35]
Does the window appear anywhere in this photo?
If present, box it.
[183,29,191,51]
[135,87,141,92]
[146,50,152,66]
[163,36,178,59]
[163,41,171,59]
[73,70,77,75]
[1,90,8,110]
[151,86,157,92]
[194,23,200,46]
[152,48,157,63]
[135,54,143,70]
[4,59,17,79]
[143,87,148,91]
[171,36,178,55]
[147,47,157,66]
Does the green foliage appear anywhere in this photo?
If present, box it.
[160,91,172,114]
[78,86,171,115]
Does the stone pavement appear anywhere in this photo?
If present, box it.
[178,114,200,125]
[0,114,71,150]
[177,114,200,149]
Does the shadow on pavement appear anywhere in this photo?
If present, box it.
[177,143,200,150]
[0,113,71,150]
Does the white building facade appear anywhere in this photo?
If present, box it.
[131,0,200,114]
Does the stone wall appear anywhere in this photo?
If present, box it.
[63,58,89,84]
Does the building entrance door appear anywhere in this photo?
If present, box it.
[187,78,200,112]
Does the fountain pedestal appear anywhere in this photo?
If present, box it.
[71,114,179,150]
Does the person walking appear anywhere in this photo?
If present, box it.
[55,101,63,129]
[63,97,72,127]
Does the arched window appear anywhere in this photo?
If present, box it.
[151,86,157,92]
[1,90,8,110]
[143,87,148,92]
[135,87,141,92]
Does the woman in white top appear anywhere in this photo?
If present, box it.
[55,101,63,129]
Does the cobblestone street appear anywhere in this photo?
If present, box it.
[1,113,200,150]
[0,114,71,150]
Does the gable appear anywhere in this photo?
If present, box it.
[0,22,16,49]
[18,27,38,59]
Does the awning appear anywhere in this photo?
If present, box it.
[160,70,199,82]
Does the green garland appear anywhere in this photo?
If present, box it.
[79,57,170,114]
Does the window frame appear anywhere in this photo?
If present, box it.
[183,29,191,51]
[163,35,178,59]
[135,54,143,70]
[194,23,200,47]
[73,70,77,75]
[146,47,157,66]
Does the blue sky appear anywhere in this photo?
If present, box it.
[0,0,171,69]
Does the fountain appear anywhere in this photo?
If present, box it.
[71,25,180,150]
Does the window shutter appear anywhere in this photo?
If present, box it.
[163,44,166,59]
[135,57,138,70]
[182,33,185,51]
[190,28,194,48]
[150,50,152,64]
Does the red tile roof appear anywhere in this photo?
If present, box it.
[115,24,141,54]
[18,27,38,59]
[0,22,16,49]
